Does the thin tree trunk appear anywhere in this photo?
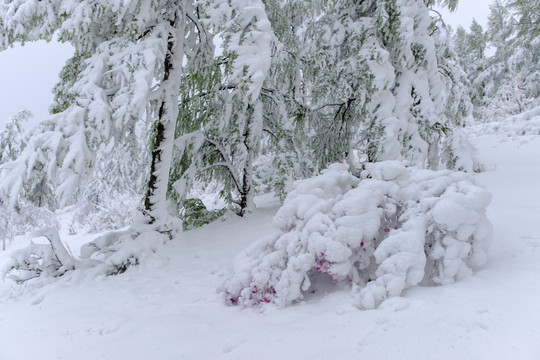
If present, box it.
[237,102,259,217]
[237,155,253,217]
[144,12,186,226]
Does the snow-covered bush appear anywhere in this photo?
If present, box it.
[223,162,491,309]
[1,223,175,282]
[2,242,62,283]
[1,228,91,283]
[78,221,176,275]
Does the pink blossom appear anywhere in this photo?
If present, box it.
[281,225,294,232]
[383,228,390,233]
[317,262,332,274]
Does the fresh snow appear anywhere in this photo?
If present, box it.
[1,129,540,359]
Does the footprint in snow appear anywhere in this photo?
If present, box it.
[222,338,247,354]
[30,294,45,305]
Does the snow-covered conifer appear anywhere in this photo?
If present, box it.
[464,0,539,121]
[0,110,31,164]
[0,112,59,244]
[506,0,540,100]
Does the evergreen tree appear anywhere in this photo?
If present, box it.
[457,0,539,121]
[0,110,31,251]
[455,20,487,75]
[454,20,487,109]
[507,0,540,99]
[0,110,30,164]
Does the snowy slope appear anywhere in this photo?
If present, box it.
[1,132,540,360]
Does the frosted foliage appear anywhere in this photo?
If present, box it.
[463,0,540,122]
[223,162,491,309]
[0,125,64,208]
[200,0,272,101]
[443,128,483,173]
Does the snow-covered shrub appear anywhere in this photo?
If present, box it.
[78,219,177,275]
[2,222,175,282]
[1,228,89,283]
[480,77,537,121]
[2,242,62,283]
[223,162,491,309]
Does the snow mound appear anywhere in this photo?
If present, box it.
[223,162,492,309]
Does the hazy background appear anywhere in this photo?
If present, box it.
[0,0,494,129]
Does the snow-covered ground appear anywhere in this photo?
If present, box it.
[1,128,540,360]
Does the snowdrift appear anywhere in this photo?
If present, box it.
[224,162,492,309]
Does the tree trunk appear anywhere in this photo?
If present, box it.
[237,155,253,217]
[144,13,186,227]
[236,102,260,217]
